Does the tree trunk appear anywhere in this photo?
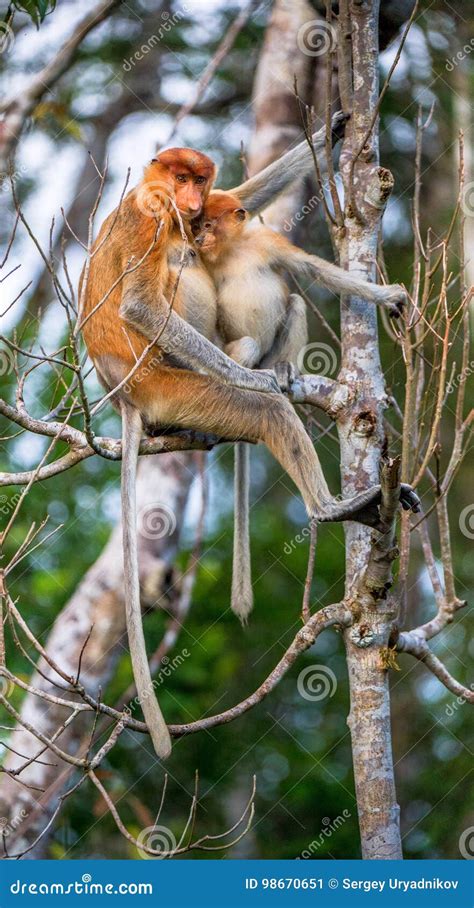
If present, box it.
[336,0,403,859]
[247,0,316,233]
[0,452,196,856]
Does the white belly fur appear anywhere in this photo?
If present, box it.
[216,265,286,358]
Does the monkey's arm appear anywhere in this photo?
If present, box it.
[231,111,347,216]
[271,238,407,316]
[120,294,281,394]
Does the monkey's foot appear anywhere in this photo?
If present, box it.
[274,360,299,392]
[331,110,350,143]
[315,483,420,531]
[376,284,407,318]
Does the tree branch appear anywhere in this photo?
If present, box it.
[0,0,121,172]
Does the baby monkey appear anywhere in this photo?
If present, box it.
[193,191,410,622]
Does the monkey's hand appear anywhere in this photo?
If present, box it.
[252,368,283,395]
[331,110,350,144]
[375,283,407,318]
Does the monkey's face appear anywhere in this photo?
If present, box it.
[146,149,217,220]
[171,171,211,219]
[193,208,247,261]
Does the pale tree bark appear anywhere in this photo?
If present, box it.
[247,0,316,232]
[452,33,474,298]
[336,0,402,859]
[0,452,197,856]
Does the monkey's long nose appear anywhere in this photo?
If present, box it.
[194,235,204,246]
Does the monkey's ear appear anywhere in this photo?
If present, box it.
[234,208,247,221]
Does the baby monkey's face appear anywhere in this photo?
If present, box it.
[192,202,247,262]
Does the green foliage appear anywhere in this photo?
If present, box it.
[4,0,56,27]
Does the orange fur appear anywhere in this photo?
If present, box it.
[80,148,216,414]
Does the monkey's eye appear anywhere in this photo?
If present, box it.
[203,222,212,229]
[195,175,206,185]
[176,174,187,183]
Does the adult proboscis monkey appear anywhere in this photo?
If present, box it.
[80,113,419,756]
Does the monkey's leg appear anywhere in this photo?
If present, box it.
[137,368,420,530]
[225,337,261,369]
[281,248,407,317]
[259,294,308,368]
[120,296,281,394]
[121,402,172,759]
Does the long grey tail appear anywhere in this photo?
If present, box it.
[233,111,348,216]
[121,403,172,758]
[231,442,253,624]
